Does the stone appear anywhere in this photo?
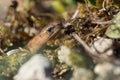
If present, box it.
[14,54,52,80]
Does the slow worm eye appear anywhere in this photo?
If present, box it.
[47,27,53,32]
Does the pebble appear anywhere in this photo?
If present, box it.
[14,54,52,80]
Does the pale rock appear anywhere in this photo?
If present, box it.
[70,68,94,80]
[91,37,113,56]
[94,62,120,80]
[58,45,72,66]
[14,54,52,80]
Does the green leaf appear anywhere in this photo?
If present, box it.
[87,0,96,5]
[64,0,76,6]
[77,0,96,5]
[23,0,34,11]
[52,1,65,14]
[106,12,120,39]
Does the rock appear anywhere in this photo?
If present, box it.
[0,74,9,80]
[14,54,52,80]
[70,68,94,80]
[58,45,93,68]
[0,52,32,80]
[91,37,113,58]
[94,62,120,80]
[58,45,71,66]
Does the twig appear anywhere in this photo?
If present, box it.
[102,0,106,10]
[91,20,112,25]
[71,33,94,54]
[71,32,103,62]
[71,6,80,20]
[63,8,103,62]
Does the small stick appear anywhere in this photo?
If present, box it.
[71,7,80,20]
[71,33,94,54]
[70,32,117,63]
[67,8,100,60]
[91,20,112,25]
[71,33,101,60]
[69,7,112,62]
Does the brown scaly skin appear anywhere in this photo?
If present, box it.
[26,22,62,54]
